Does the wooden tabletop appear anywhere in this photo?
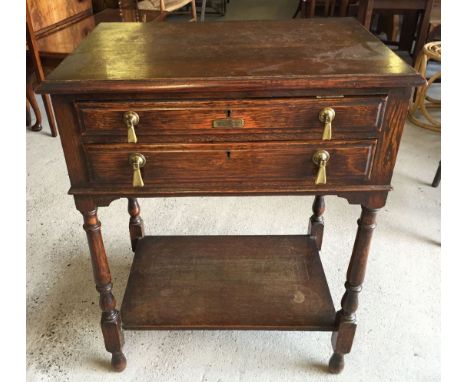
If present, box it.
[38,18,424,94]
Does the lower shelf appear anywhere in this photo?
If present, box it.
[121,235,336,331]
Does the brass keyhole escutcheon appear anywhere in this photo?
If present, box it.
[313,150,330,185]
[124,111,140,143]
[129,153,146,187]
[318,107,335,140]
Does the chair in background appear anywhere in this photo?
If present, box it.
[407,41,441,188]
[357,0,435,61]
[293,0,361,19]
[137,0,197,21]
[26,0,166,137]
[293,0,336,18]
[26,0,63,136]
[427,0,441,42]
[337,0,359,16]
[408,41,441,131]
[199,0,230,22]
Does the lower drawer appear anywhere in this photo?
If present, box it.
[83,140,377,187]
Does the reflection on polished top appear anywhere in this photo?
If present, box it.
[39,18,424,94]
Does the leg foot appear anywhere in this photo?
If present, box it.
[111,352,127,372]
[328,352,344,374]
[100,292,125,371]
[31,123,43,132]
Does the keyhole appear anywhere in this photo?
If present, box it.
[226,110,232,117]
[226,150,231,160]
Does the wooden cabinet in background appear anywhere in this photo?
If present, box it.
[26,0,166,136]
[28,0,93,37]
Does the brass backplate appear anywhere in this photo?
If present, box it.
[212,118,245,128]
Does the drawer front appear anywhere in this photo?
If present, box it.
[76,97,386,140]
[83,141,377,187]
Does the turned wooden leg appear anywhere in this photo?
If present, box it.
[77,200,126,372]
[26,82,42,132]
[128,198,145,252]
[309,195,325,250]
[328,206,378,374]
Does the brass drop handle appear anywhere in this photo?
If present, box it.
[313,150,330,185]
[124,111,139,143]
[318,107,335,140]
[129,153,146,187]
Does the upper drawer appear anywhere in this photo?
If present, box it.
[75,97,387,140]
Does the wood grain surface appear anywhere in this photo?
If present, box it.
[35,9,167,59]
[121,235,336,330]
[76,96,386,139]
[83,140,377,186]
[37,18,424,94]
[28,0,92,35]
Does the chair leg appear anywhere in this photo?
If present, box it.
[329,0,336,16]
[293,0,301,18]
[301,0,316,18]
[201,0,207,22]
[41,94,58,137]
[431,161,441,188]
[190,0,197,21]
[339,0,349,17]
[26,82,42,132]
[26,98,31,127]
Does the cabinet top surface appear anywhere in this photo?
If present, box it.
[38,18,423,94]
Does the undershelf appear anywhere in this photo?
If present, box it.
[121,235,336,331]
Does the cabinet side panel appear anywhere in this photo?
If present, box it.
[51,95,89,187]
[371,88,412,185]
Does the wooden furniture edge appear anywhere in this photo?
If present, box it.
[69,185,392,196]
[36,75,425,94]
